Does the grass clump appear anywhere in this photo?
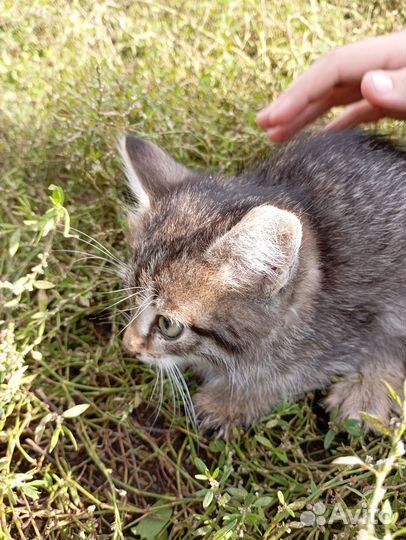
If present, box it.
[1,1,406,539]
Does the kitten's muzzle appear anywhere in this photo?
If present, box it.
[122,327,145,356]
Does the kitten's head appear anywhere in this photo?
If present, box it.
[120,136,302,372]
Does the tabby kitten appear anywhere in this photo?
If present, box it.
[120,132,406,437]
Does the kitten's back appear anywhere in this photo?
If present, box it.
[264,132,406,288]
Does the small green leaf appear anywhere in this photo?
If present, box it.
[213,517,238,540]
[209,439,226,452]
[381,499,393,524]
[31,311,47,320]
[396,440,405,456]
[253,496,273,508]
[62,403,90,418]
[244,511,267,526]
[69,484,80,506]
[194,488,209,497]
[255,435,274,450]
[310,480,319,495]
[277,490,285,505]
[359,412,391,437]
[227,487,248,499]
[4,297,20,308]
[42,216,55,237]
[61,425,78,451]
[195,474,208,481]
[218,492,231,507]
[384,381,403,408]
[20,483,41,501]
[49,184,65,205]
[343,418,364,438]
[49,426,62,453]
[9,229,21,257]
[33,280,55,290]
[265,418,279,429]
[195,526,212,536]
[195,457,209,475]
[324,429,336,449]
[273,447,288,463]
[31,350,42,361]
[203,489,214,508]
[220,464,233,484]
[131,504,172,540]
[62,207,71,237]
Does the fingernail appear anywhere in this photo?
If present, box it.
[371,72,393,93]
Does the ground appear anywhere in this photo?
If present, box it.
[0,1,405,539]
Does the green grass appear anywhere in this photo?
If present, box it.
[1,1,405,539]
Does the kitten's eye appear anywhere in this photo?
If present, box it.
[157,316,184,339]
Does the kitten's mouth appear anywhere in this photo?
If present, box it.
[131,352,155,364]
[122,345,137,358]
[137,353,176,370]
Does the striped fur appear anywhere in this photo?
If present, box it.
[120,132,406,436]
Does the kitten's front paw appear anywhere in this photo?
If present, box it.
[198,413,235,441]
[325,372,403,428]
[194,389,239,440]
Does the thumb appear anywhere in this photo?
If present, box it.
[361,69,406,113]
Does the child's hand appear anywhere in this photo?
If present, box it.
[257,32,406,142]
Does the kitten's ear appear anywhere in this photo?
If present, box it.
[210,206,302,293]
[119,135,192,211]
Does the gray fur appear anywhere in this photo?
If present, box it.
[121,131,406,436]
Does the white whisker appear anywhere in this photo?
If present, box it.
[73,264,121,276]
[54,249,122,268]
[103,290,146,311]
[98,286,144,295]
[166,367,179,420]
[150,367,165,425]
[170,364,197,431]
[71,227,123,266]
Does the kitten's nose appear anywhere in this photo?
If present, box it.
[123,327,145,355]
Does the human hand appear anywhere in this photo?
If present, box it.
[256,32,406,142]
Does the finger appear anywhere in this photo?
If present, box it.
[266,85,363,142]
[257,31,406,130]
[361,68,406,113]
[323,100,383,131]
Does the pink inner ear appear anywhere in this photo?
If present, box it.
[121,135,192,207]
[120,136,151,211]
[209,205,302,292]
